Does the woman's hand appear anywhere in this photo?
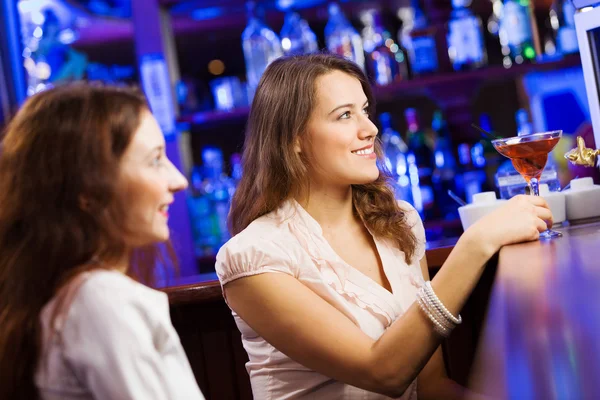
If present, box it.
[465,194,553,257]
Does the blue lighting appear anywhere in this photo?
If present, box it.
[191,7,224,21]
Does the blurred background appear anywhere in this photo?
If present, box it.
[1,0,599,275]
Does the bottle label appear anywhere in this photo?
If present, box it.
[410,36,439,73]
[558,28,579,54]
[448,16,485,66]
[501,2,533,46]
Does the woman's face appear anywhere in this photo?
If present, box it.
[117,111,188,246]
[301,70,380,188]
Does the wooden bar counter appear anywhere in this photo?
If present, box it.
[469,221,600,399]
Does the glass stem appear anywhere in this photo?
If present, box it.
[529,177,540,196]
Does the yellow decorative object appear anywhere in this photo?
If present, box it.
[564,136,600,168]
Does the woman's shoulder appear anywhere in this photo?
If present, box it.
[68,270,165,319]
[221,207,300,254]
[215,212,302,285]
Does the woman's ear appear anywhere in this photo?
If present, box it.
[294,137,302,154]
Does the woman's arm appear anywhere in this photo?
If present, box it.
[225,195,552,397]
[416,256,467,400]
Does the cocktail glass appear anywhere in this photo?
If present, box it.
[492,130,563,239]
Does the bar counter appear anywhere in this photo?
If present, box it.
[469,220,600,398]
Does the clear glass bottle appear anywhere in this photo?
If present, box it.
[405,108,435,218]
[361,9,408,85]
[499,0,537,65]
[242,1,283,100]
[280,11,319,56]
[447,0,487,71]
[550,0,579,55]
[325,2,366,71]
[379,112,413,204]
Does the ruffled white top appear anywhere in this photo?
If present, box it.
[216,199,427,400]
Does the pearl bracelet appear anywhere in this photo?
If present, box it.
[416,281,462,337]
[416,295,451,337]
[424,281,462,325]
[417,287,454,331]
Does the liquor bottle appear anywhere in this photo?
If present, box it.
[456,143,485,203]
[325,2,366,71]
[201,147,235,246]
[430,111,459,218]
[447,0,488,71]
[379,112,413,204]
[550,0,579,55]
[477,113,504,187]
[399,0,439,76]
[499,0,538,65]
[405,108,435,218]
[242,1,283,99]
[187,165,218,257]
[360,9,409,85]
[280,11,319,56]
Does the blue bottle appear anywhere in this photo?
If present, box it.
[400,0,439,76]
[447,0,487,71]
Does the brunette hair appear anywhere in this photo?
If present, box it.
[0,83,167,399]
[229,53,417,260]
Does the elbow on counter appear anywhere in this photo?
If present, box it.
[362,364,414,399]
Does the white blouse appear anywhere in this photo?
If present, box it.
[216,199,427,400]
[35,269,205,400]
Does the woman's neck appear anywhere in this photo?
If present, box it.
[296,184,358,231]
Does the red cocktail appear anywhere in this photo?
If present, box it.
[492,130,563,239]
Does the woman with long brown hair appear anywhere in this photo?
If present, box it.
[0,84,205,400]
[217,53,554,399]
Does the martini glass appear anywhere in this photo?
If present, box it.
[492,130,563,239]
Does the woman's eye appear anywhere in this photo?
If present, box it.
[152,155,164,167]
[339,111,351,119]
[362,108,370,116]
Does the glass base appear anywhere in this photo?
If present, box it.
[540,229,562,239]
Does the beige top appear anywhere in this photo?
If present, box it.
[35,269,205,400]
[216,199,427,400]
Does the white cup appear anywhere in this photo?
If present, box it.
[458,191,507,231]
[563,177,600,221]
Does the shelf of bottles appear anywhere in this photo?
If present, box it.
[183,0,582,265]
[178,0,581,126]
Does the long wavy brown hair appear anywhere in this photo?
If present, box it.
[229,53,417,260]
[0,84,169,400]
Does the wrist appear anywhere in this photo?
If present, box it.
[459,227,497,262]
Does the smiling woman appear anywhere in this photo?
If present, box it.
[215,53,557,400]
[0,83,204,400]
